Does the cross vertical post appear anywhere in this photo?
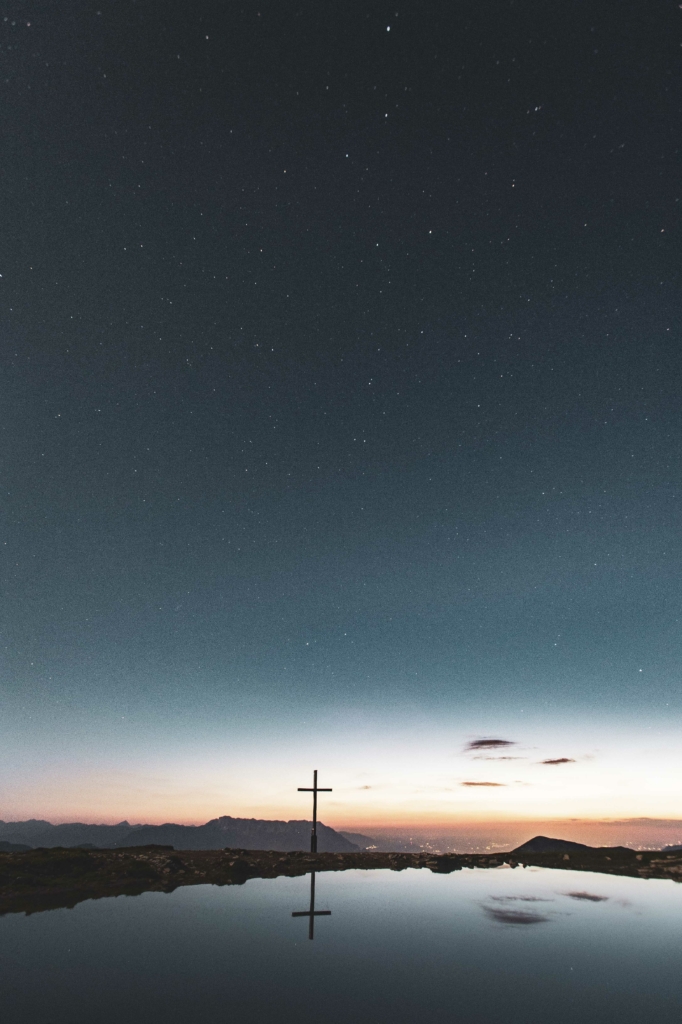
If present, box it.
[297,769,332,852]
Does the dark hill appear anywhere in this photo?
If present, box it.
[512,835,634,855]
[512,836,595,854]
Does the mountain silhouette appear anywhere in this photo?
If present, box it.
[512,835,633,854]
[512,836,595,853]
[0,820,140,849]
[0,816,358,852]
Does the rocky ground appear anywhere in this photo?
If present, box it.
[1,844,680,916]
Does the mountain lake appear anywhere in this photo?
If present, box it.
[0,864,680,1023]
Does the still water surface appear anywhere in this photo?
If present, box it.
[1,865,680,1023]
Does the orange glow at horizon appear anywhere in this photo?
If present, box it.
[2,717,680,847]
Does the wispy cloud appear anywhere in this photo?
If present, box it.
[461,781,506,787]
[473,756,524,761]
[465,739,515,751]
[540,758,576,765]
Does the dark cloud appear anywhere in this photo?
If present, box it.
[565,891,608,902]
[359,785,372,790]
[466,739,515,751]
[483,907,550,926]
[541,758,576,765]
[461,781,506,787]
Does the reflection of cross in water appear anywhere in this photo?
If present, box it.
[292,872,331,940]
[297,769,332,852]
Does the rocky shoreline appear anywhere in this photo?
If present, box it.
[1,844,680,917]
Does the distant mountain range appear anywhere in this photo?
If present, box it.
[2,823,672,856]
[0,817,359,853]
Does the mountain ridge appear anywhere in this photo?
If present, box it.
[0,816,358,853]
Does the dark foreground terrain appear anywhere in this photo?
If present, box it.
[1,843,680,917]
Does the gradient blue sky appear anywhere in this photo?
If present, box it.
[1,0,680,833]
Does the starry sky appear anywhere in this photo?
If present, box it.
[1,1,681,831]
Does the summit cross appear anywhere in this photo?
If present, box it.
[297,769,332,852]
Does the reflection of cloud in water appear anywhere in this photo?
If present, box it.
[483,906,550,925]
[565,891,608,902]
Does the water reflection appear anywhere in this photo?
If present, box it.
[483,893,553,926]
[1,867,680,1024]
[291,871,331,939]
[483,905,551,925]
[565,890,608,902]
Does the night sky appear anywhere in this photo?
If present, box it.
[2,1,681,830]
